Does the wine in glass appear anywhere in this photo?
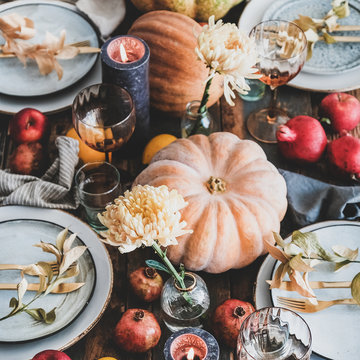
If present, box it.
[72,83,136,162]
[247,20,307,143]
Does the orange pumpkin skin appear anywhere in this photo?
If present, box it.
[128,11,223,116]
[134,132,287,273]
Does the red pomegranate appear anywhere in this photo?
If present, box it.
[129,267,163,302]
[114,309,161,353]
[211,299,255,348]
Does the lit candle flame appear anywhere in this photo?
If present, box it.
[119,43,129,62]
[187,347,195,360]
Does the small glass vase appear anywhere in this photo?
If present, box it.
[181,100,217,138]
[160,272,210,332]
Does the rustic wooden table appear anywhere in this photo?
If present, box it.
[1,2,360,359]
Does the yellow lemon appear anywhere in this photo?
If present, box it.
[142,134,177,164]
[98,358,118,360]
[66,128,112,163]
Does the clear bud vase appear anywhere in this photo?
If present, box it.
[181,100,217,138]
[160,272,210,332]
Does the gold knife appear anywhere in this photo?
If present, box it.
[266,280,351,290]
[0,282,85,294]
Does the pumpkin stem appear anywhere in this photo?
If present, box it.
[206,176,226,194]
[144,267,157,279]
[134,310,145,321]
[233,306,246,318]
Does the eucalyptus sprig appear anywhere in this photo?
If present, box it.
[0,228,87,324]
[266,230,360,304]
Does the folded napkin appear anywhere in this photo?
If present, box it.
[76,0,126,39]
[0,136,79,209]
[279,169,360,228]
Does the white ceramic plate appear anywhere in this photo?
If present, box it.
[238,0,360,92]
[0,206,113,359]
[0,0,99,97]
[255,220,360,360]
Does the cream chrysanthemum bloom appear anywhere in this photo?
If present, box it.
[98,185,192,253]
[195,15,259,106]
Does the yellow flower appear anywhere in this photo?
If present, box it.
[195,15,259,106]
[98,185,192,253]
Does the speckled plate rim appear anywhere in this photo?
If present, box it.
[238,0,360,92]
[0,206,113,359]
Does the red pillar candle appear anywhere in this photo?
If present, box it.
[101,35,150,156]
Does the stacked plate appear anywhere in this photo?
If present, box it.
[0,0,101,114]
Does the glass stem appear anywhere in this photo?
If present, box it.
[267,87,279,123]
[189,74,213,136]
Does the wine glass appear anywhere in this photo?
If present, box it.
[247,20,307,143]
[72,83,136,162]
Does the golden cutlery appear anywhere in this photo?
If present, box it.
[320,35,360,42]
[333,25,360,32]
[266,280,351,290]
[0,262,75,275]
[0,282,85,294]
[277,296,357,313]
[0,40,91,52]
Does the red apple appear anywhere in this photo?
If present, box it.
[31,349,72,360]
[9,108,48,144]
[320,93,360,132]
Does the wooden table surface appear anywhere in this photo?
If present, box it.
[1,2,360,359]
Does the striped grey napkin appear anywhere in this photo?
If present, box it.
[0,136,80,209]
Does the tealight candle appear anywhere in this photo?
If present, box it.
[164,328,219,360]
[101,35,150,154]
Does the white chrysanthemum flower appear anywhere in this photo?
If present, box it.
[98,185,192,253]
[195,15,259,106]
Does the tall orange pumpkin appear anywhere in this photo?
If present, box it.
[128,11,224,116]
[134,132,287,273]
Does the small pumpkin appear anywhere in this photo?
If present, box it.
[130,0,244,22]
[134,132,287,273]
[128,11,223,116]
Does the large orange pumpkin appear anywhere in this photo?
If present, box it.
[128,11,224,116]
[134,132,287,273]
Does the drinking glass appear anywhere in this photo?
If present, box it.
[72,83,136,161]
[247,20,307,143]
[75,161,121,231]
[237,307,312,360]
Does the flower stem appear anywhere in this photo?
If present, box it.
[188,74,213,136]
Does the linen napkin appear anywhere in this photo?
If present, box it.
[0,136,79,209]
[279,169,360,228]
[76,0,126,39]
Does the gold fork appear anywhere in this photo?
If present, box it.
[0,262,75,276]
[277,296,357,313]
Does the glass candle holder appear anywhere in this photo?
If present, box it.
[237,307,312,360]
[161,272,210,332]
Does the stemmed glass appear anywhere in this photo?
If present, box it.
[72,83,136,162]
[247,20,307,143]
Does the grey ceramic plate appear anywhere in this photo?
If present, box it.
[262,0,360,75]
[256,221,360,360]
[0,207,113,359]
[0,0,99,97]
[0,219,95,342]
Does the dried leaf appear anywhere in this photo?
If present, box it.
[9,297,18,309]
[323,32,336,44]
[63,233,77,254]
[45,307,56,324]
[351,272,360,305]
[293,15,319,32]
[332,245,358,261]
[292,231,332,260]
[37,261,54,282]
[289,270,316,299]
[332,0,350,18]
[56,46,79,59]
[44,276,67,296]
[25,308,45,322]
[17,276,28,305]
[56,228,68,252]
[58,246,87,275]
[22,264,43,276]
[334,260,351,272]
[272,232,287,248]
[63,263,80,279]
[270,263,289,289]
[37,275,47,294]
[289,253,315,272]
[34,241,61,263]
[264,238,289,263]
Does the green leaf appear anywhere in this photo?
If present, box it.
[179,263,185,280]
[45,307,56,324]
[25,308,46,322]
[292,231,332,260]
[145,260,171,275]
[351,272,360,305]
[320,117,331,125]
[9,297,18,309]
[335,260,351,272]
[333,0,350,18]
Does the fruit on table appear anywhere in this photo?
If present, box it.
[9,108,48,144]
[129,267,164,302]
[320,93,360,133]
[9,142,46,176]
[128,11,223,116]
[130,0,244,22]
[114,309,161,353]
[97,358,118,360]
[276,115,327,163]
[327,133,360,179]
[211,299,255,348]
[66,127,111,163]
[134,132,287,273]
[31,350,72,360]
[142,134,177,164]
